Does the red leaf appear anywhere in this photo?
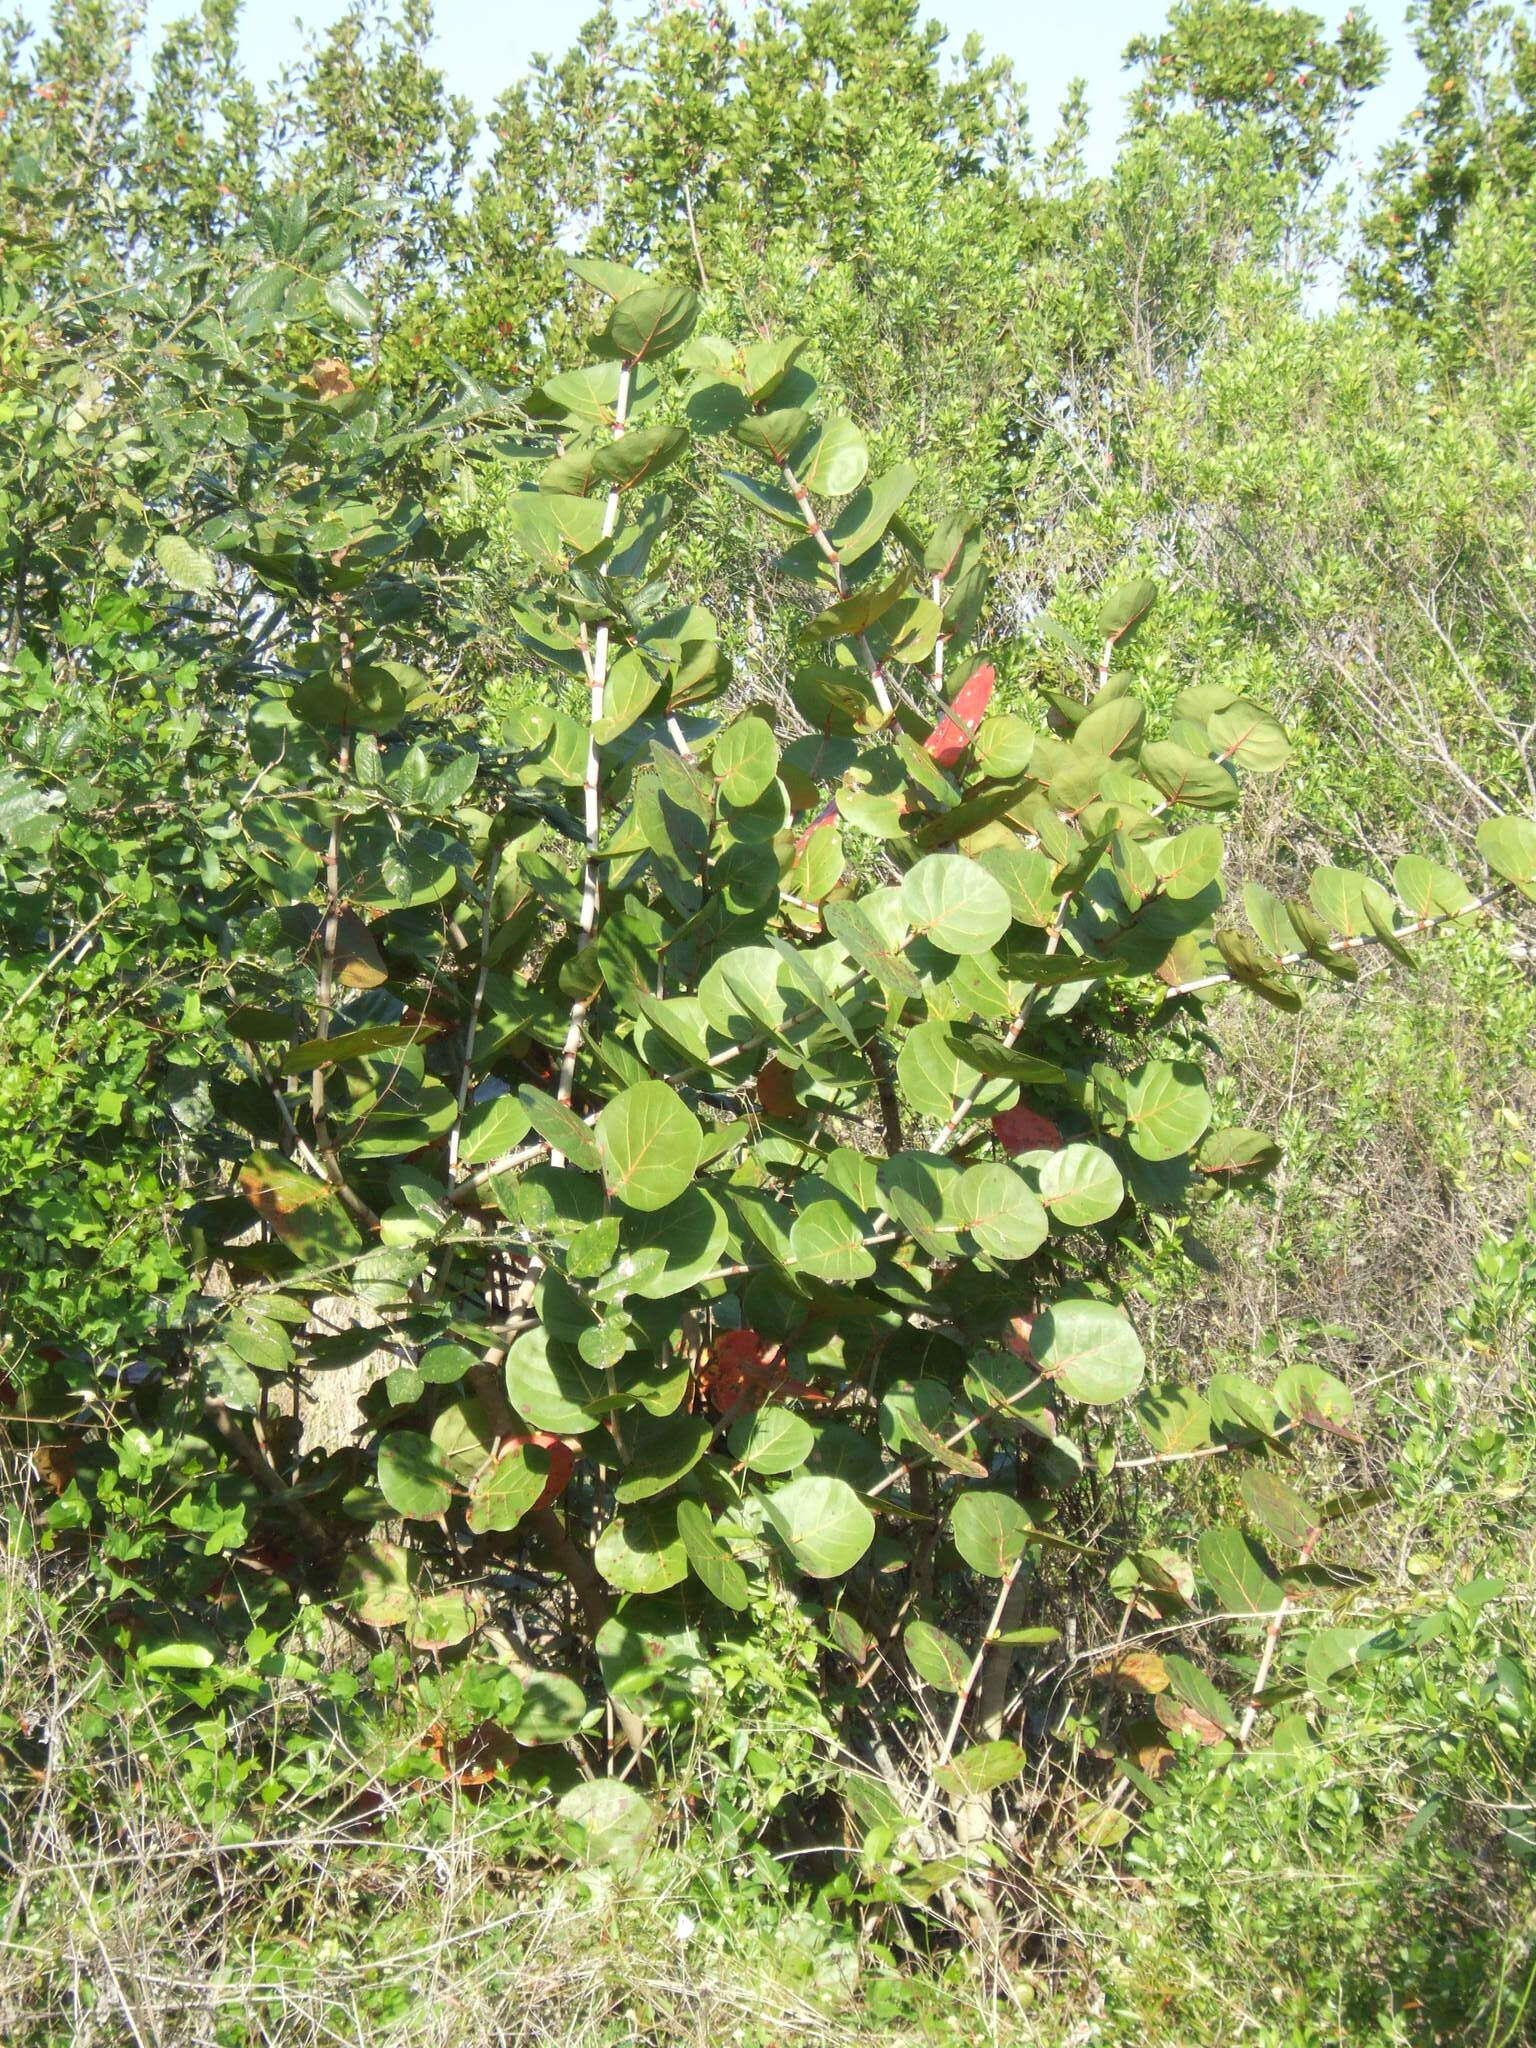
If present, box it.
[923,663,995,769]
[1003,1314,1035,1361]
[991,1105,1062,1155]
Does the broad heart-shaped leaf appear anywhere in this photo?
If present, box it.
[595,282,699,360]
[595,1082,702,1212]
[764,1475,875,1578]
[1239,1471,1319,1552]
[594,1502,687,1593]
[729,1405,815,1475]
[1477,813,1536,899]
[956,1162,1048,1261]
[1208,698,1290,773]
[901,854,1013,956]
[789,1201,877,1283]
[1197,1526,1285,1615]
[951,1491,1033,1578]
[675,1497,751,1611]
[1033,1143,1124,1227]
[904,1619,970,1692]
[1121,1060,1212,1162]
[934,1740,1027,1799]
[1031,1299,1145,1405]
[377,1432,455,1520]
[237,1152,360,1269]
[792,414,870,495]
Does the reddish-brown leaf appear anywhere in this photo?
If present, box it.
[924,663,996,769]
[991,1104,1063,1155]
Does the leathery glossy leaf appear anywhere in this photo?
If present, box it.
[904,1619,970,1692]
[675,1497,751,1611]
[792,415,869,495]
[1122,1060,1212,1162]
[901,854,1013,956]
[596,282,699,360]
[951,1491,1033,1578]
[517,1087,600,1171]
[729,1405,815,1474]
[614,1410,712,1502]
[338,1540,417,1626]
[765,1475,875,1577]
[789,1201,877,1283]
[238,1151,361,1268]
[467,1447,550,1535]
[1134,1385,1212,1455]
[558,1777,654,1866]
[1033,1143,1124,1227]
[504,1326,607,1434]
[1392,853,1474,921]
[596,1081,703,1211]
[1096,577,1158,644]
[1208,698,1290,773]
[376,1431,455,1521]
[934,1740,1028,1798]
[1032,1299,1145,1405]
[956,1162,1048,1260]
[1163,1653,1239,1736]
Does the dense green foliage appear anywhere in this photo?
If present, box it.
[2,3,1535,2043]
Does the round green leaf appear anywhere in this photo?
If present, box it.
[764,1475,874,1578]
[789,1201,877,1283]
[1122,1060,1212,1161]
[338,1540,417,1626]
[1034,1143,1124,1227]
[934,1739,1027,1798]
[1209,698,1290,773]
[596,1081,703,1212]
[376,1431,455,1520]
[558,1778,654,1866]
[467,1447,549,1535]
[956,1162,1047,1261]
[951,1490,1033,1578]
[729,1405,815,1475]
[505,1326,607,1434]
[594,1503,687,1594]
[1198,1526,1284,1615]
[1477,814,1536,898]
[1032,1299,1145,1405]
[792,415,869,495]
[514,1671,589,1744]
[711,715,779,806]
[901,854,1013,956]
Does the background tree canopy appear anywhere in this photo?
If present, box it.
[1,4,1534,2045]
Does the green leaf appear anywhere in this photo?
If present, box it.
[1095,578,1158,645]
[457,1091,533,1167]
[614,1411,712,1502]
[951,1491,1033,1578]
[1197,1526,1284,1615]
[276,1023,428,1075]
[711,715,779,806]
[789,1201,877,1283]
[377,1432,455,1520]
[956,1162,1048,1261]
[595,1082,702,1211]
[595,283,700,360]
[338,1540,417,1626]
[904,1620,970,1691]
[901,854,1013,956]
[514,1671,589,1743]
[237,1152,360,1269]
[792,416,869,495]
[676,1497,751,1611]
[558,1778,654,1866]
[729,1406,815,1475]
[1034,1144,1124,1227]
[1121,1060,1212,1162]
[1134,1385,1212,1455]
[517,1087,601,1170]
[1162,1653,1238,1736]
[934,1740,1028,1798]
[505,1327,607,1434]
[1208,699,1290,773]
[1239,1471,1319,1552]
[765,1475,875,1577]
[594,1503,687,1593]
[467,1448,549,1535]
[1032,1299,1145,1405]
[823,900,923,997]
[1477,814,1536,899]
[155,533,218,594]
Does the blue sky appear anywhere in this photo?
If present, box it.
[37,0,1425,179]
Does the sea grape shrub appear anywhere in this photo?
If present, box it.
[189,259,1536,1799]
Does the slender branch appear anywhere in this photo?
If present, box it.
[447,846,502,1179]
[933,1549,1032,1773]
[777,455,894,718]
[552,362,634,1142]
[0,892,123,1026]
[1237,1524,1321,1744]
